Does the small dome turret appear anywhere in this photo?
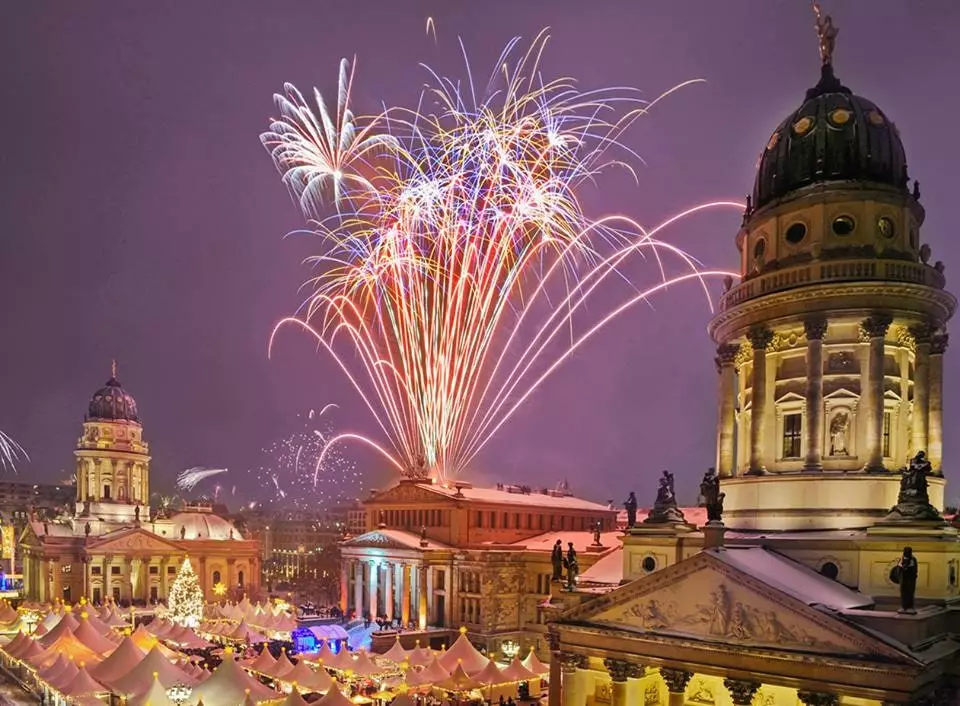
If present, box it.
[86,360,140,423]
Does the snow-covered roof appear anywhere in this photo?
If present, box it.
[578,546,623,585]
[342,528,451,550]
[510,531,621,553]
[709,547,874,611]
[413,483,613,512]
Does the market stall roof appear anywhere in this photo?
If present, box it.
[30,631,102,671]
[521,649,549,676]
[73,615,120,654]
[390,694,416,706]
[48,661,80,691]
[2,631,31,658]
[108,645,197,696]
[245,645,278,674]
[90,636,147,685]
[351,650,383,677]
[59,665,109,698]
[281,687,312,706]
[281,659,334,693]
[316,684,356,706]
[379,639,409,663]
[37,612,80,647]
[406,646,434,669]
[38,654,72,688]
[437,633,487,674]
[129,674,176,706]
[435,664,481,692]
[420,657,451,685]
[187,653,279,706]
[501,657,538,682]
[267,650,296,679]
[473,659,505,684]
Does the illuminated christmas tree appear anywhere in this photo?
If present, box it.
[168,556,204,627]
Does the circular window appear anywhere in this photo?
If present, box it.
[785,222,807,245]
[878,216,896,240]
[820,562,839,580]
[641,556,657,573]
[753,238,766,261]
[832,216,856,236]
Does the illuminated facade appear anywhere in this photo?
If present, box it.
[339,479,619,655]
[547,34,960,706]
[19,364,261,604]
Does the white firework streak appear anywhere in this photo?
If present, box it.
[176,467,229,491]
[0,429,28,474]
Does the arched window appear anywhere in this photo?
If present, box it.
[212,570,221,585]
[103,485,111,500]
[238,570,245,587]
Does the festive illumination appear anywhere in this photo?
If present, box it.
[168,557,204,627]
[262,30,740,482]
[213,581,227,597]
[0,429,28,473]
[176,467,228,492]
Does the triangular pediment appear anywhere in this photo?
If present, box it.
[775,392,805,404]
[18,523,40,548]
[341,530,422,551]
[87,528,182,553]
[367,481,449,505]
[558,551,905,661]
[824,387,858,400]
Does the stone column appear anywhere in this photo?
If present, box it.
[425,567,434,626]
[351,561,362,618]
[383,563,394,621]
[747,328,774,474]
[797,691,840,706]
[660,668,692,706]
[418,564,428,629]
[603,660,641,706]
[910,322,933,460]
[368,562,379,618]
[803,317,828,471]
[560,653,585,706]
[401,564,412,627]
[715,343,740,477]
[723,678,760,706]
[862,314,893,471]
[929,333,948,472]
[339,562,349,613]
[546,631,561,706]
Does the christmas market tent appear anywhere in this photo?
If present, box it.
[107,645,197,695]
[129,674,177,706]
[89,636,147,684]
[379,639,409,663]
[37,654,72,688]
[147,618,176,638]
[81,611,113,636]
[0,614,26,635]
[58,665,109,699]
[316,684,357,706]
[350,650,383,677]
[437,633,487,674]
[2,631,31,658]
[73,615,121,654]
[37,611,80,646]
[501,657,538,682]
[16,639,47,666]
[39,609,68,633]
[521,649,549,676]
[281,687,312,706]
[312,640,343,668]
[229,619,269,644]
[186,652,279,706]
[168,625,214,649]
[281,658,335,693]
[244,645,278,674]
[266,650,296,679]
[29,631,102,670]
[389,693,415,706]
[420,657,451,684]
[405,646,434,669]
[130,624,179,658]
[473,659,505,685]
[402,668,427,688]
[47,661,80,691]
[435,664,481,693]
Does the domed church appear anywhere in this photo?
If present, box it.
[547,10,960,706]
[19,363,261,605]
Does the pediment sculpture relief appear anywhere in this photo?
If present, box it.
[606,581,846,653]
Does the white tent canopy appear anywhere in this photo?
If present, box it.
[187,653,278,706]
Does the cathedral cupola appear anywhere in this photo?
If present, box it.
[707,8,955,532]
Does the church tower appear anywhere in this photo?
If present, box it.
[74,361,150,522]
[707,29,955,531]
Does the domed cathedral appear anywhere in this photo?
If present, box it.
[19,363,261,606]
[546,11,960,706]
[75,360,151,522]
[708,55,955,529]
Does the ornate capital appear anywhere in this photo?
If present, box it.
[545,628,560,653]
[723,678,761,705]
[931,333,949,355]
[797,691,839,706]
[803,316,828,340]
[909,322,935,345]
[747,327,774,352]
[715,343,740,369]
[602,658,639,682]
[560,652,587,673]
[660,667,692,694]
[860,313,893,340]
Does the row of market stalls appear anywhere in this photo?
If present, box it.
[0,598,549,706]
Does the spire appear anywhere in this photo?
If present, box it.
[111,359,118,380]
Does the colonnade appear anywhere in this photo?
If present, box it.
[347,558,429,629]
[714,314,948,476]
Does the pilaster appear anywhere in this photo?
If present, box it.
[929,333,948,472]
[910,322,933,461]
[747,328,774,474]
[803,316,828,471]
[715,343,740,477]
[862,313,893,471]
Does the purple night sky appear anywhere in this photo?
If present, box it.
[2,2,959,507]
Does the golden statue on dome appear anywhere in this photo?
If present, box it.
[813,2,839,65]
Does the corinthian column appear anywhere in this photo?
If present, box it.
[747,328,774,475]
[910,322,933,460]
[862,314,892,472]
[368,562,379,619]
[603,659,640,706]
[715,343,740,477]
[929,333,948,472]
[723,678,760,706]
[353,561,363,618]
[383,563,393,621]
[803,317,828,471]
[661,668,692,706]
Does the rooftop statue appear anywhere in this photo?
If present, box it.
[813,2,838,66]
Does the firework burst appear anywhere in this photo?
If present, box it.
[176,467,229,492]
[262,30,741,483]
[0,429,28,474]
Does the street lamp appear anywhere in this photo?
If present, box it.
[167,682,193,705]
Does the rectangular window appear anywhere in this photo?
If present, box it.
[167,565,176,574]
[111,566,121,576]
[475,511,482,528]
[92,587,101,604]
[883,411,892,457]
[91,566,102,576]
[149,566,159,575]
[782,413,802,459]
[112,587,121,602]
[150,586,158,602]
